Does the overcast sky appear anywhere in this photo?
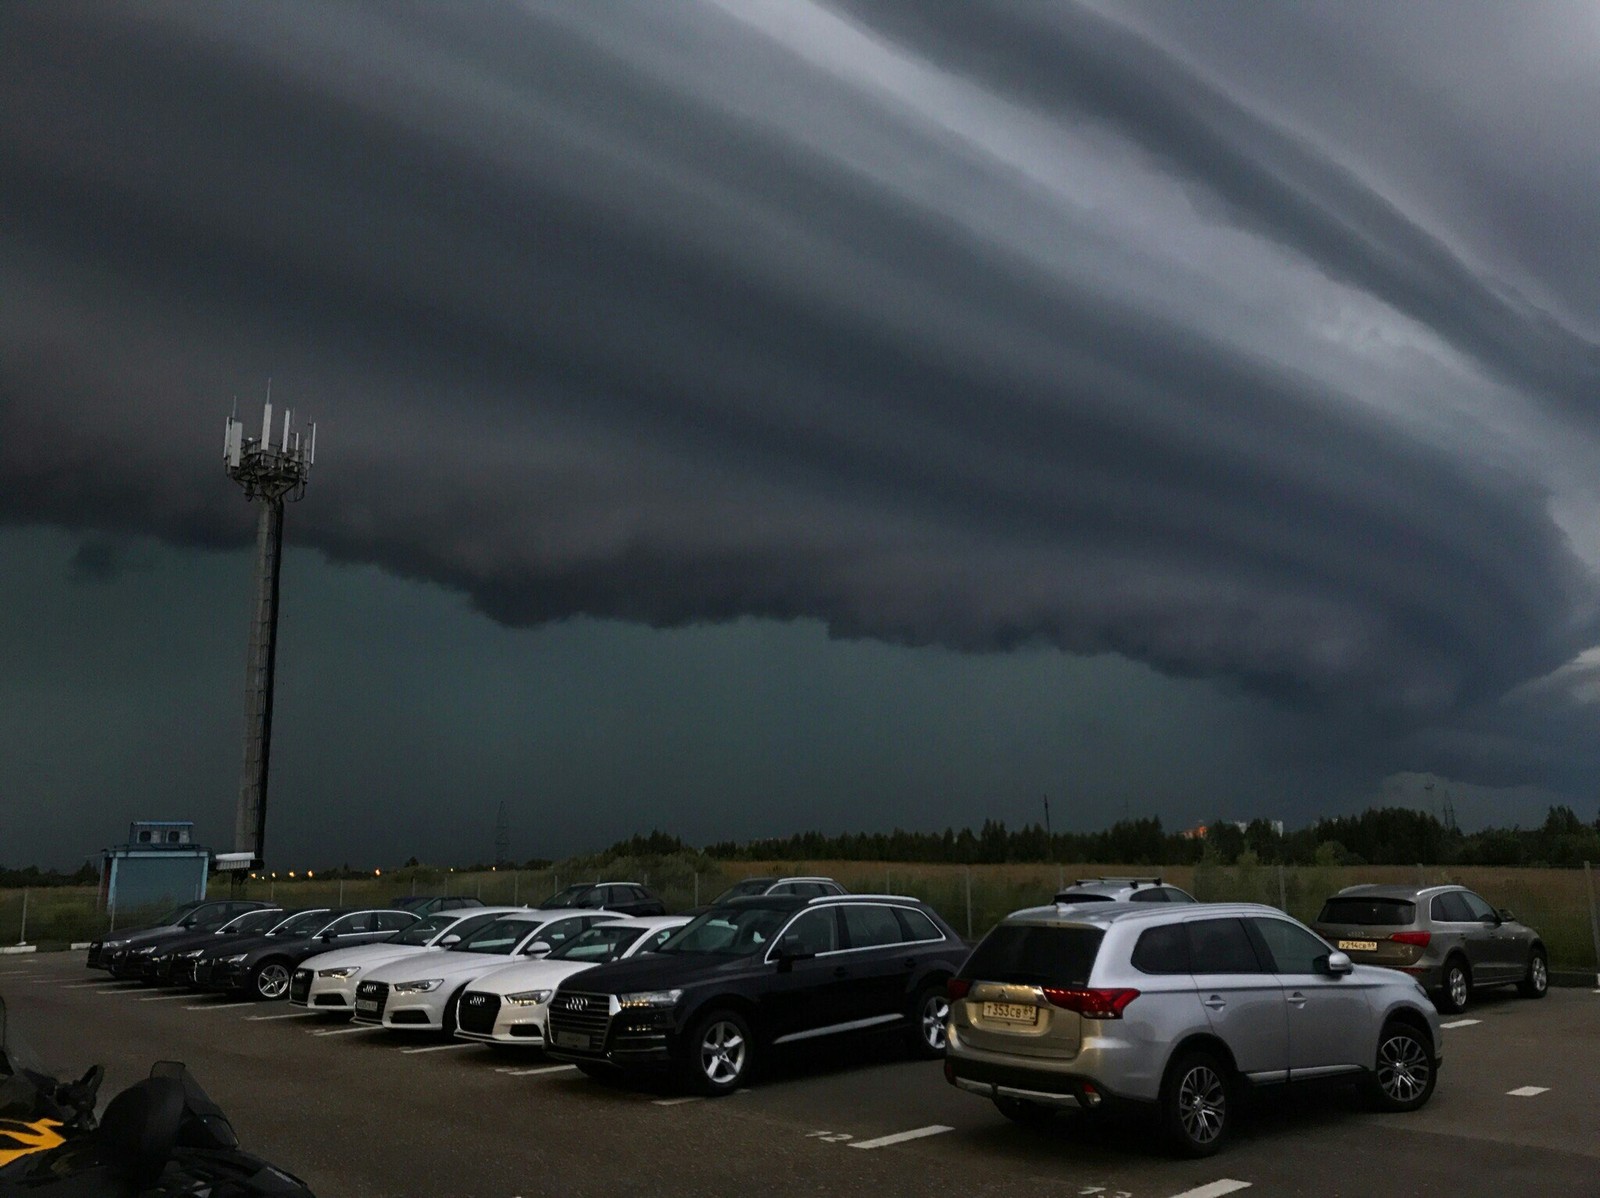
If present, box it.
[5,2,1600,869]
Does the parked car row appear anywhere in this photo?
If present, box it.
[85,875,1549,1157]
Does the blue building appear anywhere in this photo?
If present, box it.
[99,820,213,918]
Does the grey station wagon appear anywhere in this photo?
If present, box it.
[1311,884,1548,1014]
[945,902,1442,1156]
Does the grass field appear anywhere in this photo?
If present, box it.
[5,861,1597,970]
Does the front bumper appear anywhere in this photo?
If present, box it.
[454,992,548,1046]
[293,969,356,1010]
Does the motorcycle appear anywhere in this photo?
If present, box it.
[0,994,316,1195]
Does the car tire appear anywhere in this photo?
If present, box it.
[251,960,292,1001]
[1518,948,1549,999]
[682,1008,752,1096]
[994,1096,1055,1128]
[1436,958,1470,1014]
[906,981,950,1059]
[1364,1020,1436,1112]
[442,984,469,1035]
[1159,1048,1231,1158]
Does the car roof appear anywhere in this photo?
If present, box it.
[1330,884,1457,901]
[1001,900,1292,928]
[608,915,691,930]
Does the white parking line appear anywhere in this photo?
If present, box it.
[95,988,133,995]
[139,993,193,1001]
[652,1096,701,1106]
[1507,1086,1548,1098]
[312,1025,386,1036]
[399,1042,478,1055]
[1165,1181,1252,1198]
[62,981,110,989]
[183,1003,251,1011]
[494,1065,578,1077]
[1440,1019,1481,1029]
[848,1125,954,1150]
[247,1011,326,1021]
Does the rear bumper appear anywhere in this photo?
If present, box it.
[945,1052,1146,1110]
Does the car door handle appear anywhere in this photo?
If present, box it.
[1286,991,1307,1008]
[1202,996,1225,1011]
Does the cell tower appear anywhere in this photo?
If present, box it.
[494,801,510,867]
[223,394,316,869]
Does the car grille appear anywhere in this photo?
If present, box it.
[193,958,220,986]
[457,991,500,1035]
[290,969,312,1004]
[547,991,612,1052]
[355,980,390,1020]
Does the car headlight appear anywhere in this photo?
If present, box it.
[392,978,443,994]
[505,989,553,1007]
[318,966,359,980]
[180,949,206,958]
[101,939,130,950]
[618,989,682,1008]
[225,953,249,964]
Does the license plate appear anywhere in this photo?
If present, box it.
[355,999,378,1013]
[1337,939,1379,952]
[553,1030,594,1050]
[982,1001,1039,1024]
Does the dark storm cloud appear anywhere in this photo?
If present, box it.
[2,0,1598,740]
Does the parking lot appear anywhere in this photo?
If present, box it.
[5,951,1597,1197]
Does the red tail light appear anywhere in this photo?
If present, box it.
[1040,987,1140,1018]
[1389,932,1431,947]
[947,978,972,1000]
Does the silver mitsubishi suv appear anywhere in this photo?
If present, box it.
[944,901,1442,1156]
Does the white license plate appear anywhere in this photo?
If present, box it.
[982,1001,1039,1024]
[355,999,379,1013]
[553,1030,594,1050]
[1337,939,1379,952]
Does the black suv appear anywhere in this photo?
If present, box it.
[540,882,666,917]
[545,894,967,1094]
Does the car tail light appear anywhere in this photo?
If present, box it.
[1040,987,1140,1018]
[947,978,972,1000]
[1389,932,1431,947]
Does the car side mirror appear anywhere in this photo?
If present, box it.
[773,934,813,965]
[1497,908,1514,923]
[321,933,336,943]
[524,940,552,956]
[439,934,461,947]
[1319,951,1353,977]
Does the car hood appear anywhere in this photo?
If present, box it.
[102,924,187,947]
[556,951,759,995]
[466,958,593,995]
[364,947,528,984]
[299,942,431,972]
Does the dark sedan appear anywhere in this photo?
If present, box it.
[539,882,666,917]
[122,907,286,983]
[545,894,967,1094]
[203,908,419,1000]
[87,899,273,971]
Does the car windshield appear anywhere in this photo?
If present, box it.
[548,925,646,963]
[450,918,540,954]
[711,880,774,903]
[269,911,329,937]
[390,914,454,946]
[160,902,206,925]
[539,886,589,907]
[1318,897,1417,925]
[962,924,1104,988]
[225,910,283,934]
[657,904,791,956]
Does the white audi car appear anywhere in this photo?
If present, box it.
[291,906,528,1013]
[353,909,623,1033]
[454,915,688,1049]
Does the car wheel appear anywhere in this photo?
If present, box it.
[1160,1049,1230,1157]
[1436,958,1470,1014]
[251,961,292,1001]
[682,1009,751,1096]
[994,1096,1055,1128]
[1364,1020,1436,1112]
[442,984,469,1034]
[1518,948,1549,999]
[906,982,950,1059]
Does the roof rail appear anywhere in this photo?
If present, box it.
[1072,876,1163,886]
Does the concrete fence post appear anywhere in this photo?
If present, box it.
[17,889,27,945]
[338,879,344,905]
[1585,861,1600,985]
[964,868,973,940]
[1277,865,1287,912]
[693,873,700,907]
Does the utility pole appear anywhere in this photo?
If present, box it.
[494,802,510,867]
[224,395,316,870]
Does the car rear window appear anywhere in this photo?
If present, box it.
[1317,897,1416,926]
[1054,892,1114,903]
[961,925,1103,988]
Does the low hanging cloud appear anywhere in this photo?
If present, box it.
[3,0,1600,735]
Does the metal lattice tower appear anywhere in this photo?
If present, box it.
[494,801,510,867]
[224,399,316,869]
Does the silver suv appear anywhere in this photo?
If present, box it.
[1311,884,1548,1014]
[945,902,1442,1156]
[1054,876,1196,905]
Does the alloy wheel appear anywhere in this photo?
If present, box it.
[1377,1031,1431,1104]
[699,1019,746,1086]
[256,963,291,1000]
[919,992,950,1052]
[1177,1063,1226,1147]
